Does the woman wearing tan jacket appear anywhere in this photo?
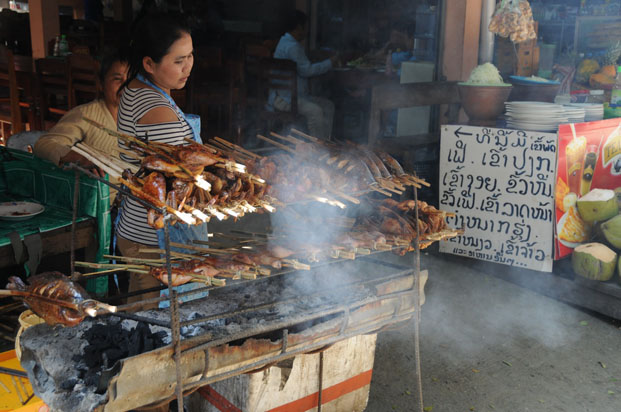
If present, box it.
[33,50,128,176]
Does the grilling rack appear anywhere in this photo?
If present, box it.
[57,163,427,412]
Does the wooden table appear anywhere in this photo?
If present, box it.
[367,80,461,146]
[326,67,399,141]
[0,218,97,271]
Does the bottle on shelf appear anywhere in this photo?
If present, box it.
[58,34,69,57]
[610,66,621,106]
[385,49,393,76]
[52,35,60,57]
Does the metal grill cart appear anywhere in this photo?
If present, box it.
[16,130,453,411]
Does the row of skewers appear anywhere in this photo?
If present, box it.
[79,119,432,228]
[72,199,462,289]
[246,129,430,205]
[2,197,461,327]
[78,118,278,227]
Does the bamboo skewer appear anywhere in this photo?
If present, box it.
[70,146,120,178]
[270,131,305,146]
[75,144,124,174]
[0,290,117,317]
[370,185,393,196]
[281,259,311,270]
[102,255,168,264]
[77,143,138,174]
[326,187,361,204]
[75,261,149,270]
[112,147,142,161]
[214,136,262,159]
[290,128,321,143]
[257,134,296,154]
[207,138,253,162]
[78,268,127,278]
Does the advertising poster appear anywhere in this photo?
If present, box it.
[555,118,621,259]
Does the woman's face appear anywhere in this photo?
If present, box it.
[102,61,128,108]
[146,32,194,91]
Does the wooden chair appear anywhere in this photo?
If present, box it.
[13,54,41,131]
[35,57,72,127]
[0,44,24,141]
[254,57,303,138]
[243,41,272,107]
[69,53,100,108]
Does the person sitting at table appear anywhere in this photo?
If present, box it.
[365,24,414,62]
[271,10,337,140]
[33,48,129,176]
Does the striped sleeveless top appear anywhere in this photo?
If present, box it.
[115,87,193,246]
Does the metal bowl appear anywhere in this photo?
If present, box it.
[508,82,561,103]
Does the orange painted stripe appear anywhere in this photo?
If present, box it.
[0,350,17,363]
[198,385,242,412]
[267,369,373,412]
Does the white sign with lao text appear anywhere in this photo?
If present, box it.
[439,125,557,272]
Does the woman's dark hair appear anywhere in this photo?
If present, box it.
[98,46,129,82]
[119,13,191,93]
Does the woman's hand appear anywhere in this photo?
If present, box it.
[59,151,105,178]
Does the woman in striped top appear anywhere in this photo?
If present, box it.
[115,14,203,305]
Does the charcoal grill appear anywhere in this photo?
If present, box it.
[17,164,426,412]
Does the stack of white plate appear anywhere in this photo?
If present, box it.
[565,103,604,122]
[505,101,568,132]
[562,106,586,123]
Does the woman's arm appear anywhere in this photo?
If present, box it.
[33,107,87,165]
[138,106,180,125]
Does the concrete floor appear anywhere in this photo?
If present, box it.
[207,212,621,412]
[367,252,621,412]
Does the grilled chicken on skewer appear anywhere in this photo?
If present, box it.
[148,266,196,286]
[143,172,167,229]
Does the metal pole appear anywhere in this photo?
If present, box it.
[317,351,324,412]
[412,187,424,412]
[164,216,184,412]
[70,170,80,279]
[479,0,496,64]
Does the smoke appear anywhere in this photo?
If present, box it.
[421,255,581,364]
[264,142,366,301]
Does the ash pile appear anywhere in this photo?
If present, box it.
[19,317,167,411]
[19,267,376,411]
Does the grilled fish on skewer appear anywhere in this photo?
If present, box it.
[374,150,406,176]
[6,272,90,327]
